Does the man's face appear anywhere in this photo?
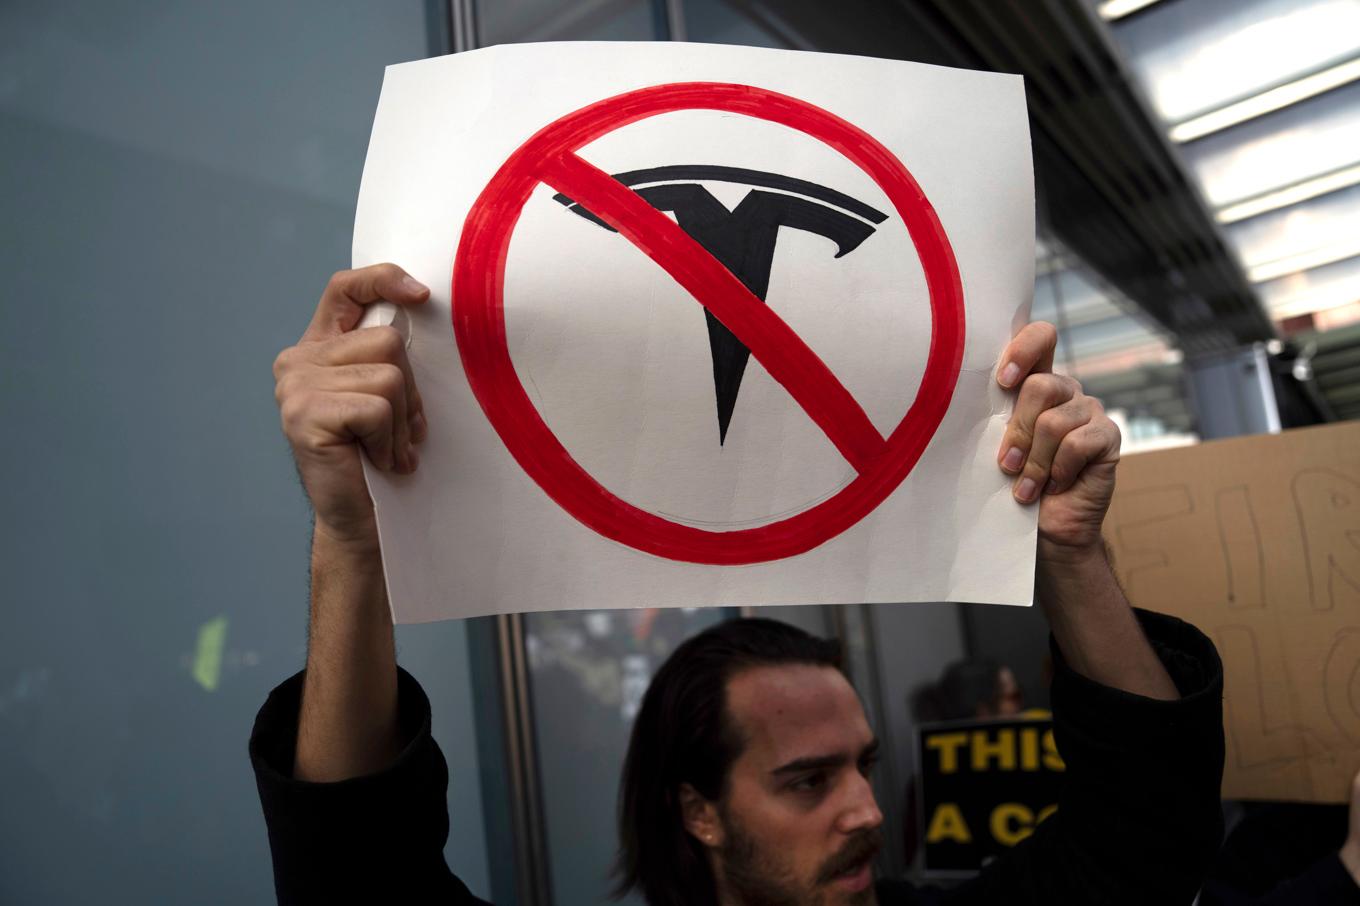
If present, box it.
[710,664,883,906]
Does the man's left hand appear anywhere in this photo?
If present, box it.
[995,322,1120,564]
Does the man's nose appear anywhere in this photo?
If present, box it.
[836,772,884,834]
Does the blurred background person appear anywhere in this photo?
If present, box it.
[910,659,1028,724]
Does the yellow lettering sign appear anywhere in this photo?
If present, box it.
[971,728,1017,771]
[925,732,969,774]
[925,803,972,844]
[990,802,1034,847]
[1020,726,1040,770]
[1042,728,1065,771]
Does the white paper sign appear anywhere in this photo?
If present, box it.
[353,42,1036,623]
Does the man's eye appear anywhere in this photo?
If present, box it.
[859,756,879,777]
[790,772,827,792]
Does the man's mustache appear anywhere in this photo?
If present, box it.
[815,828,883,884]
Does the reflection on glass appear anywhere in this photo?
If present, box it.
[1033,256,1176,377]
[681,0,791,48]
[525,607,734,905]
[478,0,657,45]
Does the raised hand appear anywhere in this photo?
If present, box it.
[273,264,430,548]
[994,321,1121,562]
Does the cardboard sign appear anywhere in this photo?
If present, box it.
[917,716,1064,875]
[352,42,1036,622]
[1104,422,1360,804]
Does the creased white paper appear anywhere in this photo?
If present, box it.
[352,42,1036,623]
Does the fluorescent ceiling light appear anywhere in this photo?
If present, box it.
[1097,0,1163,21]
[1266,277,1360,320]
[1135,3,1360,123]
[1247,237,1360,283]
[1171,58,1360,142]
[1216,163,1360,224]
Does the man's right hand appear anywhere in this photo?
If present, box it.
[273,264,430,548]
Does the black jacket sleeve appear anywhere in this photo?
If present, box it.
[1257,854,1360,905]
[939,609,1226,906]
[1202,853,1360,905]
[249,666,490,906]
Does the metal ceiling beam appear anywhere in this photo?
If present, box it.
[728,0,1277,354]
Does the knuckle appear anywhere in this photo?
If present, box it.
[324,269,352,296]
[1023,373,1065,408]
[1042,374,1072,402]
[367,394,394,425]
[279,392,311,433]
[1015,378,1043,410]
[1068,429,1101,461]
[272,346,297,379]
[371,325,404,359]
[1061,396,1092,422]
[349,390,390,419]
[1034,407,1063,437]
[274,371,297,405]
[376,363,405,397]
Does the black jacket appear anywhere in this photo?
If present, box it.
[1202,856,1360,905]
[251,610,1225,905]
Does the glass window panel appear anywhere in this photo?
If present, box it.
[1113,0,1360,122]
[0,1,421,207]
[0,2,489,903]
[1033,267,1175,378]
[1179,79,1360,207]
[479,0,657,44]
[1034,269,1128,326]
[1063,313,1165,357]
[682,0,790,48]
[526,608,733,906]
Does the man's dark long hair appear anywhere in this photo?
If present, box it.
[613,617,843,906]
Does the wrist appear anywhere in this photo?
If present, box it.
[1037,539,1110,584]
[1039,533,1104,568]
[306,520,392,652]
[313,517,383,563]
[309,521,388,621]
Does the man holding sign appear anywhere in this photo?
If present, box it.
[250,264,1226,905]
[252,43,1231,906]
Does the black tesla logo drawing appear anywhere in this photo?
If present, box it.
[554,165,888,444]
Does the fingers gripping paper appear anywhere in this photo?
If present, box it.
[353,43,1036,623]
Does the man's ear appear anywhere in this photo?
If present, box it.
[679,783,723,848]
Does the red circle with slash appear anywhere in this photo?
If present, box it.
[453,82,965,565]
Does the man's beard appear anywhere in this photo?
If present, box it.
[719,818,882,906]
